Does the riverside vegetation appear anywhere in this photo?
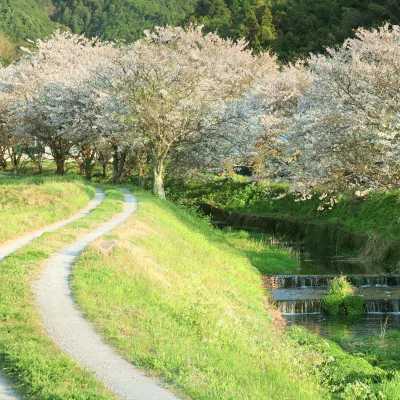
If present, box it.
[167,176,400,272]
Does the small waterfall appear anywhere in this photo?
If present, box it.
[349,276,400,287]
[276,298,400,314]
[365,299,400,313]
[276,300,322,314]
[264,275,400,289]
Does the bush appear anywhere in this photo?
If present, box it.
[321,293,344,314]
[328,276,353,295]
[344,295,365,314]
[322,276,365,315]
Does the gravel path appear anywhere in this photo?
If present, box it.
[0,188,105,399]
[0,375,17,400]
[0,188,105,261]
[34,189,180,400]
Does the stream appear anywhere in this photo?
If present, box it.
[203,205,400,339]
[266,274,400,338]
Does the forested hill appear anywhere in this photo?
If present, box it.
[51,0,197,42]
[189,0,400,60]
[0,0,57,64]
[0,0,399,64]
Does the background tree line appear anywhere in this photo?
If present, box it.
[1,0,400,66]
[190,0,400,60]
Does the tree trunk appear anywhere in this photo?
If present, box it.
[117,167,132,184]
[112,147,127,184]
[152,155,166,200]
[112,150,119,183]
[84,160,93,180]
[54,157,65,175]
[138,167,145,188]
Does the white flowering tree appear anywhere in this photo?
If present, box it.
[0,31,117,175]
[106,25,273,198]
[287,24,400,189]
[252,62,313,179]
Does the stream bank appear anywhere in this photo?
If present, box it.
[198,203,400,339]
[199,203,400,274]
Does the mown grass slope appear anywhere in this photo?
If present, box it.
[72,188,400,399]
[0,176,94,244]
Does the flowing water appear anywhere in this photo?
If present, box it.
[203,205,400,339]
[267,274,400,338]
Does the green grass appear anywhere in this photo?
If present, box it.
[287,326,399,399]
[0,175,94,244]
[1,175,398,399]
[72,188,325,400]
[335,331,400,372]
[0,183,125,399]
[221,229,300,275]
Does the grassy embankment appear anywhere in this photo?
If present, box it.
[167,177,400,272]
[335,331,400,372]
[0,175,94,243]
[0,177,126,399]
[72,188,399,399]
[167,177,400,240]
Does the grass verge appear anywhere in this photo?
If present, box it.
[72,188,327,399]
[72,188,400,399]
[221,229,300,275]
[0,185,124,399]
[335,331,400,372]
[0,175,94,244]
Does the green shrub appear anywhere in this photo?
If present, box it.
[328,276,353,295]
[344,295,365,314]
[322,277,365,315]
[321,293,344,314]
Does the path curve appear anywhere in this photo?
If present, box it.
[34,189,180,400]
[0,188,105,261]
[0,188,105,399]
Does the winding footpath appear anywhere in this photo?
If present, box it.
[34,189,179,400]
[0,188,105,399]
[0,189,105,261]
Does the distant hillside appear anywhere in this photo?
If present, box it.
[0,0,57,64]
[190,0,400,60]
[51,0,197,42]
[1,0,399,65]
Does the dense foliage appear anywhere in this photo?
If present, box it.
[0,0,57,64]
[51,0,196,41]
[321,276,365,314]
[2,0,399,64]
[190,0,400,60]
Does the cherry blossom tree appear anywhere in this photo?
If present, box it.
[287,24,400,189]
[251,62,313,179]
[0,31,117,175]
[106,25,274,198]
